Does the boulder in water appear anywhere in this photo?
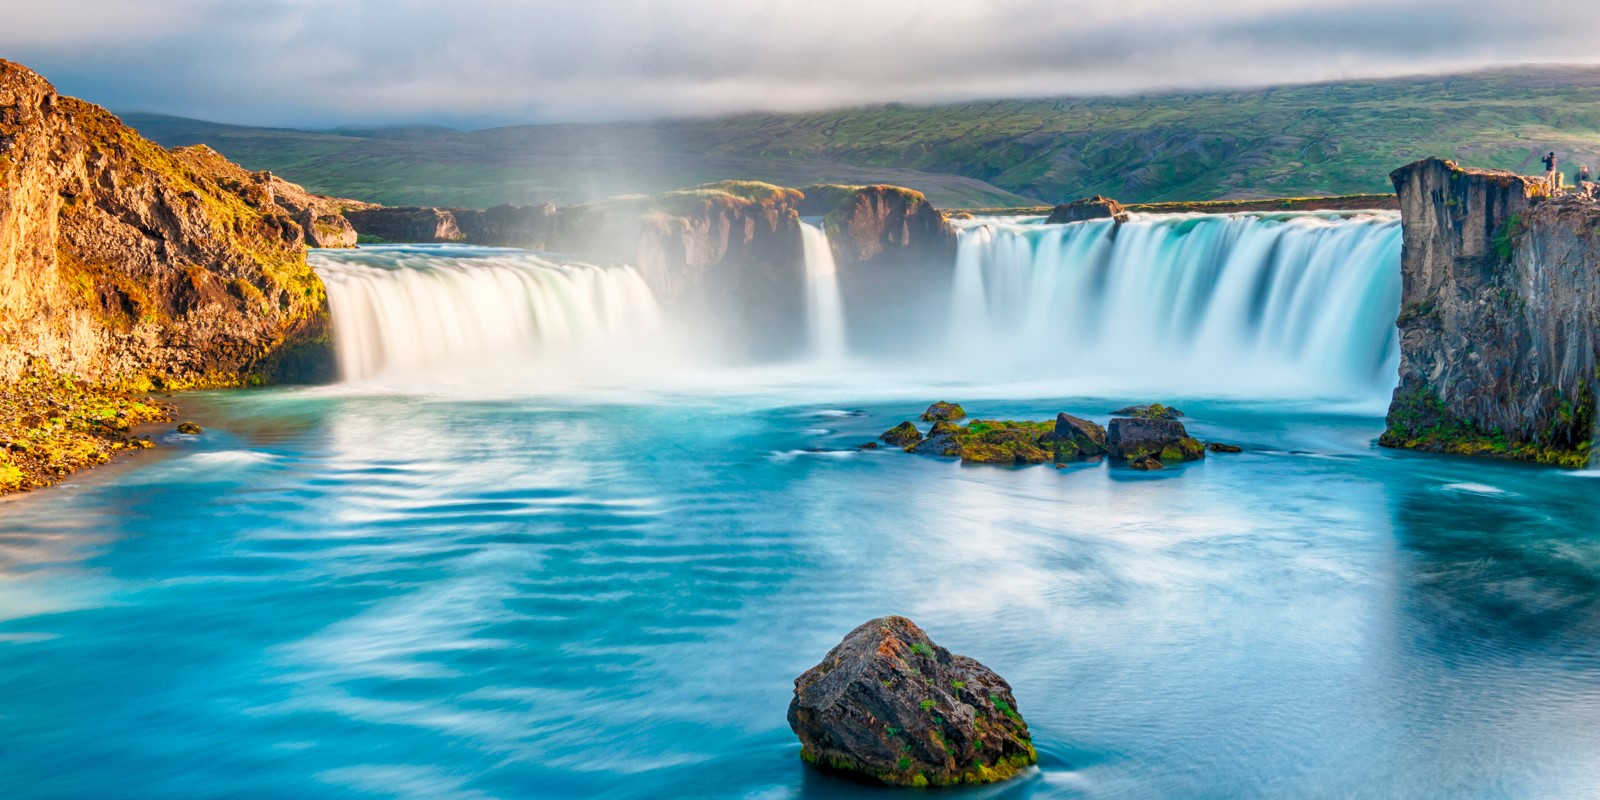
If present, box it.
[1207,442,1243,453]
[1040,412,1108,458]
[1129,454,1164,471]
[911,420,964,456]
[879,421,922,447]
[788,616,1037,787]
[921,401,966,422]
[1111,403,1184,420]
[1045,195,1128,225]
[1107,417,1204,465]
[175,422,202,435]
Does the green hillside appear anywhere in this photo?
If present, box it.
[125,66,1600,208]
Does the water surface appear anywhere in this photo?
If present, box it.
[3,385,1598,799]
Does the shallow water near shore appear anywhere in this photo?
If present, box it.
[3,381,1599,799]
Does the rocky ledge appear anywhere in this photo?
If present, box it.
[1382,157,1599,467]
[1046,195,1128,224]
[789,616,1037,787]
[0,361,173,492]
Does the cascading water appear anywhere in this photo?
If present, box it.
[799,220,847,361]
[947,212,1404,399]
[312,246,665,383]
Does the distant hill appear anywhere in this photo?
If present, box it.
[123,66,1600,208]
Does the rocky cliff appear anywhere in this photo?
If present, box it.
[809,184,957,270]
[1382,157,1598,467]
[0,59,343,389]
[338,182,960,358]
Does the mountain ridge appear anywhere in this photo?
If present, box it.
[121,66,1600,208]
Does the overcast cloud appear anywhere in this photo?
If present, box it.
[3,0,1597,128]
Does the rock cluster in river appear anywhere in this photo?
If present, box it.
[878,402,1223,468]
[1384,157,1600,467]
[788,616,1037,787]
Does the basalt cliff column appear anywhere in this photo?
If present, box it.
[0,59,339,389]
[1382,157,1599,467]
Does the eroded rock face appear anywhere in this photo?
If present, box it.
[344,207,465,243]
[788,616,1037,787]
[0,59,334,388]
[1107,417,1205,465]
[257,172,369,248]
[1046,195,1128,224]
[815,185,957,270]
[1383,157,1599,467]
[452,203,557,248]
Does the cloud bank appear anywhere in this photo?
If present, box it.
[3,0,1597,128]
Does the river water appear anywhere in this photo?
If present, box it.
[3,221,1599,798]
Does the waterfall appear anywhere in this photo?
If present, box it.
[947,212,1404,398]
[308,212,1404,400]
[312,246,664,382]
[799,220,847,361]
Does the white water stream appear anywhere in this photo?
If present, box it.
[799,220,848,362]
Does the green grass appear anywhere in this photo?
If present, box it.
[123,66,1600,208]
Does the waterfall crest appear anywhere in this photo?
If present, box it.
[799,221,847,361]
[313,246,664,382]
[948,212,1404,397]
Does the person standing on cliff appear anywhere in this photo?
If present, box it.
[1542,152,1559,193]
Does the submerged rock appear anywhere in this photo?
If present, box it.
[879,421,922,447]
[1107,417,1204,466]
[1040,412,1108,458]
[1207,442,1243,453]
[1046,195,1128,225]
[920,401,966,422]
[788,616,1037,787]
[1128,454,1164,471]
[175,421,202,434]
[1111,403,1184,420]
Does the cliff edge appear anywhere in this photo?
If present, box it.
[1,59,340,390]
[1382,157,1598,467]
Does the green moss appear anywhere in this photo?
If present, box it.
[0,362,174,494]
[1380,382,1595,468]
[1493,213,1524,263]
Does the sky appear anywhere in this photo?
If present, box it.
[3,0,1599,129]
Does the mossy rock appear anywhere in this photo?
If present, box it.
[880,421,923,447]
[921,401,966,422]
